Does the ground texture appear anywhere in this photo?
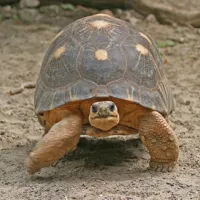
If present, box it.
[0,6,200,200]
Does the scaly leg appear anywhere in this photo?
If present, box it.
[139,111,179,172]
[26,113,82,174]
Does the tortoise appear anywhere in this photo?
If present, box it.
[26,14,179,174]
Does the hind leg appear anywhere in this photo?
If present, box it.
[26,113,83,174]
[139,111,179,172]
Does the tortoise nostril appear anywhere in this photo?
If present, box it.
[109,103,115,112]
[92,104,98,113]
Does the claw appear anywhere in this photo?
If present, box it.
[51,160,59,167]
[26,156,41,175]
[150,160,176,172]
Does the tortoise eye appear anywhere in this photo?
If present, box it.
[92,104,98,113]
[109,103,115,112]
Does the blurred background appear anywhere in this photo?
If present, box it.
[0,0,200,26]
[0,1,200,200]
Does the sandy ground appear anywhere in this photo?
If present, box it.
[0,7,200,200]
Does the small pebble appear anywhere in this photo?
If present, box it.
[19,8,41,23]
[179,37,185,43]
[3,5,12,12]
[145,14,158,23]
[99,9,114,17]
[19,0,40,8]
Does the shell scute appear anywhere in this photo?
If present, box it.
[35,14,174,115]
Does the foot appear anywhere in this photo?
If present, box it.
[26,113,82,174]
[139,111,179,172]
[149,159,177,172]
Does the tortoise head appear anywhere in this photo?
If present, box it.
[89,101,119,131]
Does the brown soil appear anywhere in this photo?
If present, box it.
[0,8,200,200]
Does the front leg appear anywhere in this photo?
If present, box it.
[26,113,83,174]
[139,111,179,172]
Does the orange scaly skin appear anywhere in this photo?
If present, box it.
[26,113,82,174]
[26,98,179,174]
[139,111,179,172]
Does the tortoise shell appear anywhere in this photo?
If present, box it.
[35,14,175,116]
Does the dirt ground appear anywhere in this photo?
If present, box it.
[0,5,200,200]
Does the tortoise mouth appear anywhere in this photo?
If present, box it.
[89,115,120,131]
[92,114,118,119]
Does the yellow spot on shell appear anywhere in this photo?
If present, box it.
[95,13,112,17]
[136,44,148,55]
[139,32,152,44]
[95,49,108,61]
[54,46,65,59]
[126,88,133,101]
[51,30,64,43]
[69,88,77,100]
[89,20,111,29]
